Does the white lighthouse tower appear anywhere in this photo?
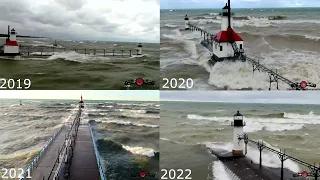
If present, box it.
[184,15,190,30]
[137,43,143,55]
[79,95,84,108]
[231,111,245,156]
[1,25,20,55]
[211,0,244,62]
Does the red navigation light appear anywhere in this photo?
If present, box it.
[135,78,144,86]
[300,81,307,88]
[301,171,308,178]
[140,171,146,177]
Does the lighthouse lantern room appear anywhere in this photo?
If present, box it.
[211,0,244,62]
[79,95,84,108]
[137,43,143,55]
[1,25,20,56]
[231,110,245,156]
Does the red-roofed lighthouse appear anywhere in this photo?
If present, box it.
[0,25,20,56]
[79,95,84,108]
[211,0,244,62]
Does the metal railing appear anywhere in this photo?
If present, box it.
[20,125,64,180]
[89,123,107,180]
[47,108,81,180]
[238,133,320,180]
[19,46,141,57]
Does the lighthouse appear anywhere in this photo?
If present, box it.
[79,95,84,108]
[231,111,245,156]
[137,43,143,55]
[210,0,244,63]
[184,15,190,30]
[1,26,20,56]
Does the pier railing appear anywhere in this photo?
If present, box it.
[238,133,320,180]
[47,108,81,180]
[20,125,64,180]
[19,45,141,57]
[89,123,106,180]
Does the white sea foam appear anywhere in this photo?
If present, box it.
[206,142,300,173]
[96,119,159,128]
[212,161,240,180]
[160,137,183,144]
[212,161,233,180]
[207,49,320,90]
[47,51,109,62]
[209,13,219,16]
[122,145,156,157]
[208,61,271,90]
[115,109,147,114]
[165,23,178,28]
[198,17,320,27]
[304,35,320,41]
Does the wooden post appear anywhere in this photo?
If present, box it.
[94,49,96,55]
[113,50,115,57]
[129,50,132,57]
[104,49,105,56]
[121,50,123,57]
[85,48,86,55]
[27,46,30,56]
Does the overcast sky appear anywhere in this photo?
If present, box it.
[161,91,320,104]
[161,0,320,9]
[0,0,159,43]
[0,90,159,101]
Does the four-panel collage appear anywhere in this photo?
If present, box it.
[0,0,319,179]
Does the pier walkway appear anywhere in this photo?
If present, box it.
[21,107,105,180]
[68,125,100,180]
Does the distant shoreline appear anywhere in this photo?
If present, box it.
[0,34,45,38]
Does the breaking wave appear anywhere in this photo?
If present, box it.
[233,15,287,20]
[240,32,320,44]
[164,23,179,28]
[47,51,108,63]
[96,139,157,157]
[95,119,159,128]
[122,145,157,157]
[206,142,300,173]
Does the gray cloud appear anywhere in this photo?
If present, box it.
[0,0,159,42]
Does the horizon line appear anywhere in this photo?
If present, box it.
[0,98,158,101]
[0,36,158,44]
[160,99,320,105]
[160,6,319,10]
